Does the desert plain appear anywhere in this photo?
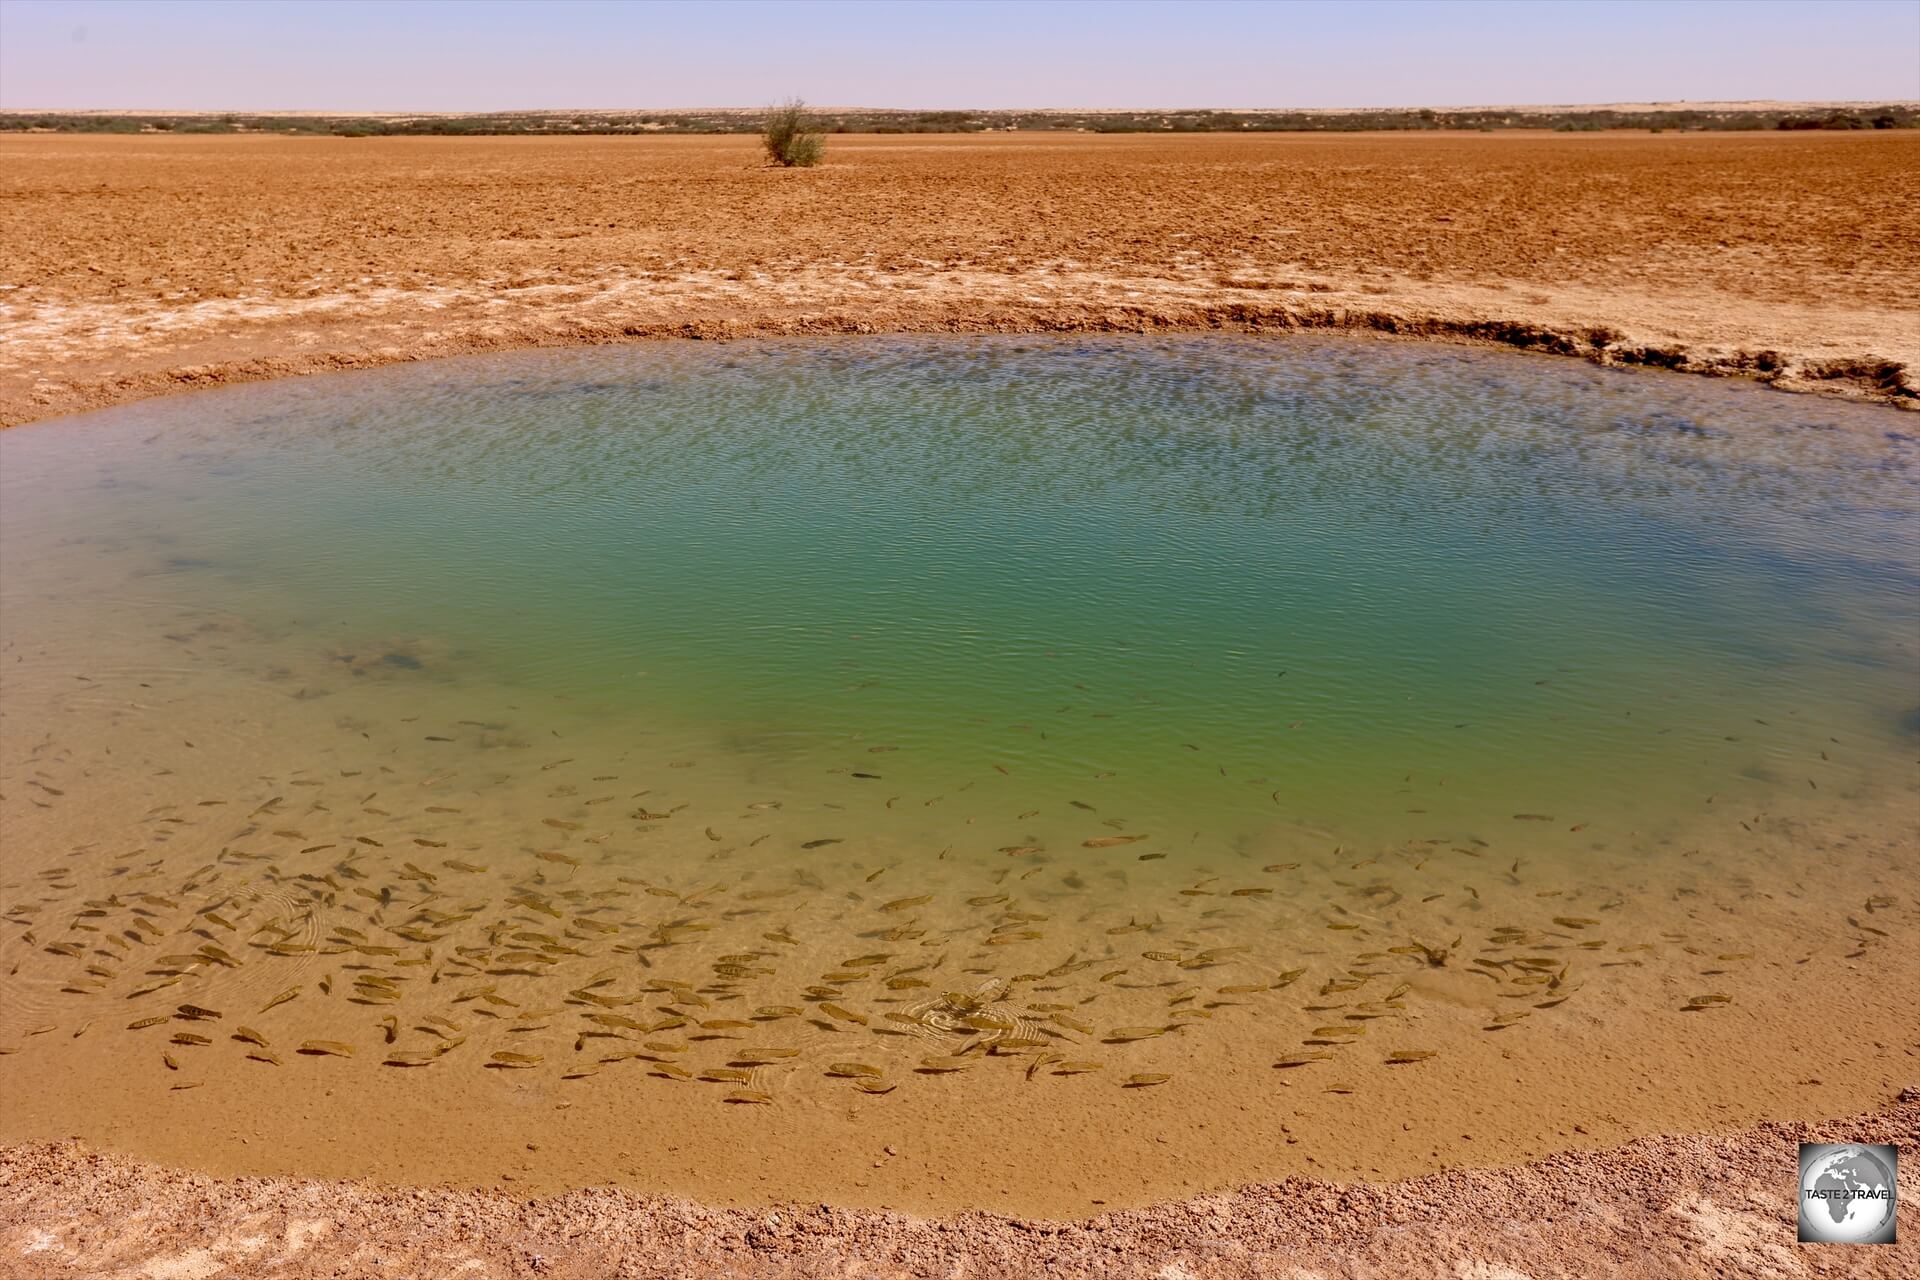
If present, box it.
[1,128,1917,428]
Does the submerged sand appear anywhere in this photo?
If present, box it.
[1,131,1917,428]
[2,443,1915,1219]
[2,129,1918,1275]
[3,1092,1914,1278]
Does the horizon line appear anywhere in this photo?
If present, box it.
[6,98,1918,117]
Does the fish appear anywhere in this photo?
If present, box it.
[1274,1052,1332,1068]
[827,1062,884,1079]
[297,1040,354,1057]
[1083,835,1146,848]
[820,1003,869,1026]
[1123,1073,1171,1087]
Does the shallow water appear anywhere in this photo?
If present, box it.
[2,336,1915,1213]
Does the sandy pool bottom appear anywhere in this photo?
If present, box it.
[0,640,1914,1217]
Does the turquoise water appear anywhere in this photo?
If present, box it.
[3,337,1915,857]
[2,336,1917,1200]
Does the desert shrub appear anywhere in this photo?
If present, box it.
[761,99,824,167]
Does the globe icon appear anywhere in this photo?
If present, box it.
[1799,1145,1897,1244]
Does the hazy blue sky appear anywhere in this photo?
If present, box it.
[2,0,1915,111]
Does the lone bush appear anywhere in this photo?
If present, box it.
[761,99,824,167]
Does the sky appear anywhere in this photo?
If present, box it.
[1,0,1916,112]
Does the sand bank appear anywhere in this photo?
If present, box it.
[2,1092,1913,1278]
[1,132,1916,428]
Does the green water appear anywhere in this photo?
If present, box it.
[2,336,1916,859]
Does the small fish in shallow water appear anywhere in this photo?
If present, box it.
[488,1051,542,1068]
[820,1003,869,1026]
[1123,1073,1171,1087]
[1682,993,1733,1011]
[1274,1052,1332,1068]
[297,1040,354,1057]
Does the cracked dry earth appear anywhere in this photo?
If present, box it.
[2,1095,1915,1279]
[1,130,1916,427]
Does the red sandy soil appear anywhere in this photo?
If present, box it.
[2,1090,1913,1278]
[1,131,1916,429]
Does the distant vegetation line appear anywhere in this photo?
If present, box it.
[4,104,1916,136]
